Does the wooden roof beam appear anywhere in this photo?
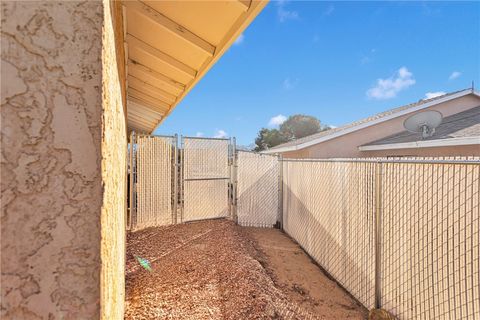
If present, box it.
[128,59,185,93]
[128,99,166,117]
[128,114,157,126]
[129,87,171,111]
[128,103,165,119]
[128,108,163,122]
[127,119,152,132]
[128,96,170,115]
[237,0,252,11]
[128,113,159,127]
[126,34,197,79]
[123,0,216,56]
[128,75,176,104]
[128,117,156,129]
[128,122,152,133]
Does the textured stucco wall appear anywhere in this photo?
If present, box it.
[1,1,126,318]
[100,0,126,318]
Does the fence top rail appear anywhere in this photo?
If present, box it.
[182,135,230,141]
[134,133,176,139]
[238,150,279,156]
[281,158,480,165]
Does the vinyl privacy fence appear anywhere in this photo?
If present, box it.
[282,158,479,320]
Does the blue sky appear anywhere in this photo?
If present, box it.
[155,1,480,146]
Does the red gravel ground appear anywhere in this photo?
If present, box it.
[125,219,368,319]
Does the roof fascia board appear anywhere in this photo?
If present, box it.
[358,136,480,151]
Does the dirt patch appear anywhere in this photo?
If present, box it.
[125,220,367,319]
[244,227,368,319]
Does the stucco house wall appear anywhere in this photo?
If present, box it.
[1,1,126,318]
[281,95,480,159]
[100,1,127,318]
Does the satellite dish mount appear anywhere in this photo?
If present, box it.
[403,110,443,139]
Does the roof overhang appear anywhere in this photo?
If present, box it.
[123,0,268,133]
[358,136,480,151]
[263,89,480,154]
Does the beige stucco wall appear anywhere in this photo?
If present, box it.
[100,0,126,319]
[281,95,480,159]
[1,1,126,318]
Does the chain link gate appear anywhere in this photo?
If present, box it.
[128,133,178,230]
[180,136,234,223]
[128,132,282,230]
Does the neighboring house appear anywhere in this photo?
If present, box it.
[264,88,480,158]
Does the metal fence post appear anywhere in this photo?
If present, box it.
[231,137,238,223]
[128,131,136,230]
[374,161,383,309]
[278,155,283,230]
[180,135,185,223]
[228,138,232,218]
[173,134,178,224]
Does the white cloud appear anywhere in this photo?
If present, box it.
[196,132,204,137]
[366,67,416,100]
[425,91,446,99]
[214,130,228,138]
[234,33,244,46]
[277,0,299,22]
[268,114,287,127]
[283,77,298,90]
[449,71,461,80]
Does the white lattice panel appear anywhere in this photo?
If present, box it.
[237,151,279,227]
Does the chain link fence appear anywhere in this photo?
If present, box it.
[129,134,176,230]
[181,137,231,222]
[282,158,480,319]
[128,131,479,319]
[282,159,376,309]
[380,159,479,319]
[236,151,280,227]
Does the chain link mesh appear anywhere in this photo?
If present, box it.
[282,160,376,309]
[236,151,279,227]
[380,160,480,319]
[182,138,230,222]
[282,158,480,318]
[134,135,175,230]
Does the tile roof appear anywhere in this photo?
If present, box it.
[363,106,480,146]
[267,88,477,152]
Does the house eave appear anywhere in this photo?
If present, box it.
[358,136,480,151]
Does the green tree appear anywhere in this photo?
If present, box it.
[254,114,330,151]
[254,128,285,151]
[279,114,322,141]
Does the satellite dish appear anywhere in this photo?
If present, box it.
[404,110,443,139]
